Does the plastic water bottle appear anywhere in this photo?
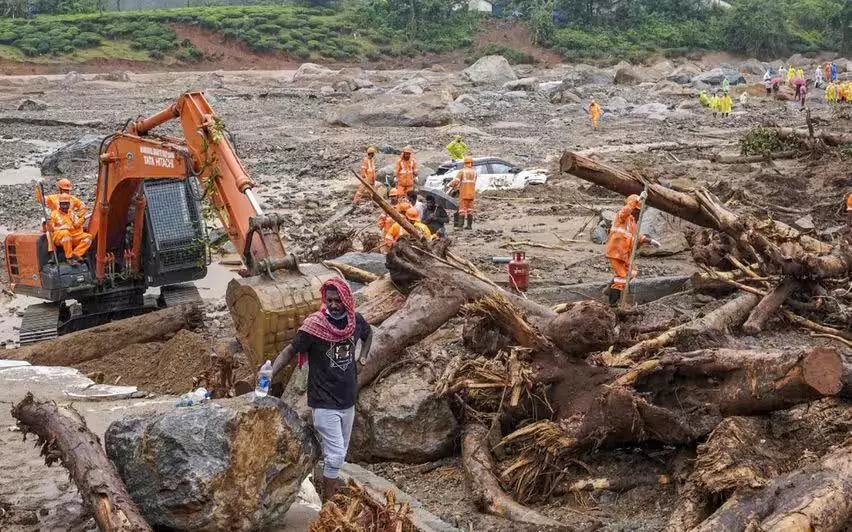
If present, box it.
[176,387,209,407]
[255,360,272,399]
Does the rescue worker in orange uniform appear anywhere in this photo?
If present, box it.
[377,187,400,234]
[353,147,377,204]
[394,146,418,198]
[846,192,852,229]
[589,97,602,130]
[46,178,87,218]
[605,194,660,305]
[447,155,477,230]
[384,207,433,249]
[50,194,92,265]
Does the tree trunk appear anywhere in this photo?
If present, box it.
[357,280,466,388]
[616,293,760,363]
[12,393,152,532]
[633,347,845,416]
[742,278,799,334]
[773,126,852,147]
[6,304,203,366]
[692,440,852,532]
[711,150,797,164]
[357,278,406,325]
[461,424,566,529]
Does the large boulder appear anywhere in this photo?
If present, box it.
[327,95,451,127]
[614,64,652,85]
[464,55,517,86]
[693,68,746,86]
[740,58,770,76]
[630,102,672,121]
[40,135,102,176]
[667,63,702,85]
[293,62,338,82]
[105,396,318,531]
[503,77,538,91]
[349,366,458,463]
[574,64,614,85]
[17,98,47,111]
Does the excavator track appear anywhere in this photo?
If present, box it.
[19,303,60,345]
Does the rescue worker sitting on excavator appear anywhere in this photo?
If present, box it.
[49,194,92,266]
[46,178,87,219]
[605,194,661,306]
[394,146,418,198]
[384,207,433,249]
[447,155,477,230]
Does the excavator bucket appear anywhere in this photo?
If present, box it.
[225,264,339,376]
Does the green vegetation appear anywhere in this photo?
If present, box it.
[740,125,804,155]
[0,2,479,62]
[518,0,850,62]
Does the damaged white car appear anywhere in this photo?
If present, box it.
[422,157,548,192]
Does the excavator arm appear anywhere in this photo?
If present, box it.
[126,92,294,276]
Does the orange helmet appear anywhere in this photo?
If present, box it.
[367,146,376,154]
[388,187,399,198]
[58,193,72,206]
[57,178,72,191]
[401,146,414,154]
[463,155,473,166]
[405,207,420,221]
[625,194,642,210]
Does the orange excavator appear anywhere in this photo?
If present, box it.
[5,91,333,367]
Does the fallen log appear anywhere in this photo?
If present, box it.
[773,126,852,147]
[461,423,565,529]
[742,277,799,334]
[615,292,760,363]
[692,440,852,531]
[711,150,797,164]
[356,278,406,325]
[322,260,380,284]
[12,393,152,532]
[5,304,203,366]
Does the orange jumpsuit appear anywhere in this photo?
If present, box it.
[50,209,92,260]
[394,157,417,198]
[353,155,376,203]
[46,194,87,218]
[590,102,601,129]
[605,205,647,290]
[449,167,477,216]
[384,220,433,247]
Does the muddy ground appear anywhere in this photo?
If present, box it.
[0,60,850,531]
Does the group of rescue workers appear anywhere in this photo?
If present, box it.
[44,178,91,266]
[354,135,478,250]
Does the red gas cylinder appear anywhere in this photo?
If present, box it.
[508,251,529,292]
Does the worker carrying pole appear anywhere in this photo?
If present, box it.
[604,191,660,306]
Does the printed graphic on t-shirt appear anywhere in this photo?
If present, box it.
[326,338,355,371]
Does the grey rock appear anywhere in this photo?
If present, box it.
[454,93,475,105]
[320,85,334,95]
[448,102,470,115]
[630,103,672,121]
[573,65,614,86]
[41,135,102,176]
[606,96,630,112]
[614,65,652,85]
[677,99,701,110]
[327,95,452,128]
[787,53,807,67]
[63,71,81,84]
[200,71,224,89]
[794,214,815,231]
[463,55,517,86]
[333,80,352,94]
[740,58,770,76]
[94,70,132,82]
[538,80,563,95]
[350,366,457,463]
[352,77,374,90]
[293,62,337,82]
[17,98,48,111]
[667,63,703,85]
[105,397,319,531]
[692,69,746,86]
[638,207,690,255]
[388,76,429,95]
[502,77,538,91]
[503,90,528,99]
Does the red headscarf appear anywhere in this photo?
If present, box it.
[298,277,356,342]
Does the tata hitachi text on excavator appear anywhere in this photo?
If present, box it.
[4,91,335,369]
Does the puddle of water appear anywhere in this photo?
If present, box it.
[195,261,241,300]
[0,165,41,185]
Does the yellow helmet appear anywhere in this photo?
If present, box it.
[366,146,376,154]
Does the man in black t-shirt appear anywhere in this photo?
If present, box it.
[270,278,371,502]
